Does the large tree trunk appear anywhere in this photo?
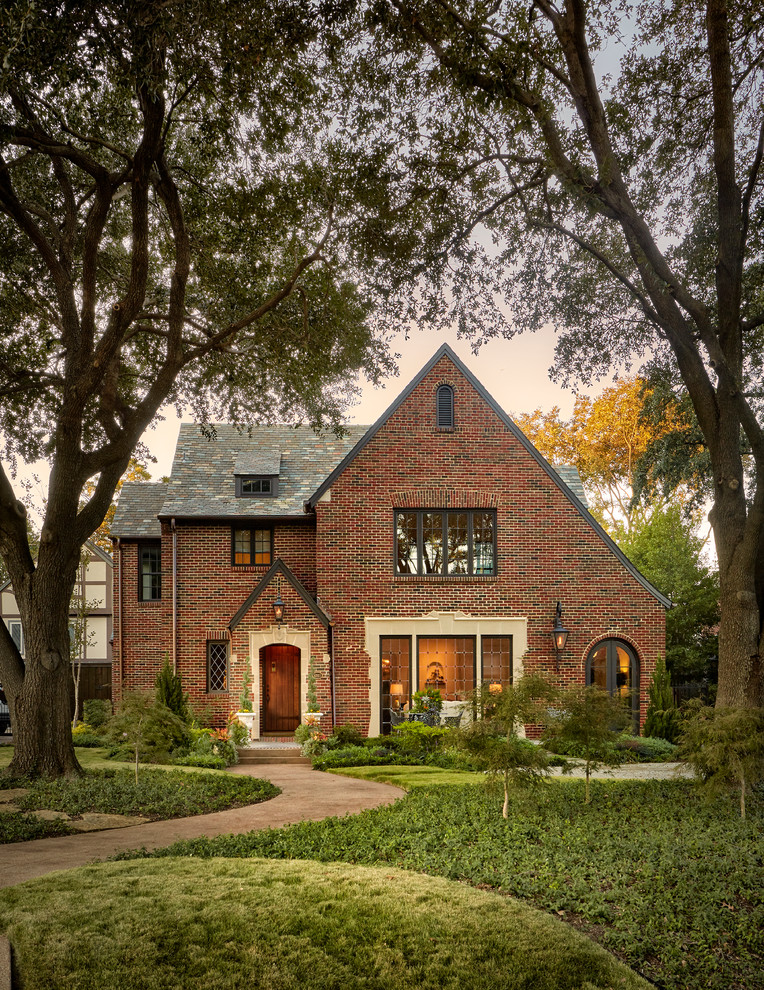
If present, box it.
[711,472,764,708]
[3,542,83,778]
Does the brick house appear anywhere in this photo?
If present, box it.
[111,345,667,736]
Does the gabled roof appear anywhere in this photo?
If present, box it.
[111,482,169,538]
[157,424,367,521]
[306,343,670,608]
[229,559,331,631]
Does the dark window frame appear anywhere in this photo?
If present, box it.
[380,634,412,736]
[481,635,513,688]
[231,526,273,567]
[207,641,229,693]
[138,541,162,601]
[394,509,497,576]
[436,384,454,429]
[235,475,278,497]
[586,638,640,731]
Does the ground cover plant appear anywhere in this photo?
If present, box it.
[0,811,77,844]
[121,780,764,990]
[0,768,278,839]
[0,858,652,990]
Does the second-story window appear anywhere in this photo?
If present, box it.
[232,527,272,566]
[139,542,162,600]
[395,510,495,576]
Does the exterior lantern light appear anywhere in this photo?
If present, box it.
[552,601,569,668]
[272,594,285,625]
[488,681,503,694]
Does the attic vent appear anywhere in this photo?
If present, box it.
[436,385,454,428]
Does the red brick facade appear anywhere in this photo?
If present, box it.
[113,348,666,735]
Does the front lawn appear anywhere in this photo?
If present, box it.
[0,857,651,990]
[331,765,482,788]
[118,778,764,990]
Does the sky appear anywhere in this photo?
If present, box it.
[140,321,602,480]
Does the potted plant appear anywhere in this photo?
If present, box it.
[233,663,256,740]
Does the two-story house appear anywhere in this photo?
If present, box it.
[111,345,668,737]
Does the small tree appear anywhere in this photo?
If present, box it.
[460,675,555,817]
[306,657,320,714]
[678,702,764,820]
[545,687,630,804]
[155,659,189,723]
[106,692,187,785]
[643,656,681,743]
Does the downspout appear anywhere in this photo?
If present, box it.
[171,518,177,674]
[329,623,336,728]
[116,539,123,698]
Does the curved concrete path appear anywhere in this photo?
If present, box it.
[0,765,402,890]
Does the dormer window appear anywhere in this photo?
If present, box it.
[436,384,454,428]
[236,475,277,497]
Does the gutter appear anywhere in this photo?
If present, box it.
[328,623,336,728]
[116,539,123,699]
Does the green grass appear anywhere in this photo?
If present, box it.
[119,779,764,990]
[0,857,651,990]
[331,765,482,788]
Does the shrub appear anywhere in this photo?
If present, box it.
[227,715,249,748]
[82,699,112,729]
[72,731,106,748]
[184,728,238,767]
[173,753,228,770]
[679,701,764,819]
[155,659,189,722]
[311,746,421,771]
[394,722,449,756]
[615,735,679,762]
[643,656,681,743]
[106,692,190,781]
[328,722,364,748]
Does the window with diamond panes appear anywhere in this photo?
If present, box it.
[207,642,228,693]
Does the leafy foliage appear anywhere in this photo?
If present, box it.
[82,699,112,730]
[544,687,630,803]
[105,692,188,782]
[679,701,764,819]
[619,508,719,682]
[155,659,189,723]
[643,656,681,743]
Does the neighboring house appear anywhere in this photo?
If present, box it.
[111,345,668,737]
[1,540,113,725]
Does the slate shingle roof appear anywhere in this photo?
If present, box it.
[157,424,368,520]
[554,466,588,507]
[111,482,169,538]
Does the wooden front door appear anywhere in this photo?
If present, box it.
[262,644,300,733]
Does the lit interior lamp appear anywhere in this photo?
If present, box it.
[552,601,569,669]
[272,594,285,625]
[489,682,503,694]
[389,682,404,710]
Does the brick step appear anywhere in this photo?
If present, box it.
[237,748,311,766]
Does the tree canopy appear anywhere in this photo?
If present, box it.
[0,0,399,777]
[332,0,764,707]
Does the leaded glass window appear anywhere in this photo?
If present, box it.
[207,642,228,693]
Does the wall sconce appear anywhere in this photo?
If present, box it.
[272,593,285,625]
[389,681,404,710]
[552,601,569,669]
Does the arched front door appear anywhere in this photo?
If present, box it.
[586,639,639,729]
[261,644,300,733]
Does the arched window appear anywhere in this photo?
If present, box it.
[436,384,454,428]
[586,639,640,730]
